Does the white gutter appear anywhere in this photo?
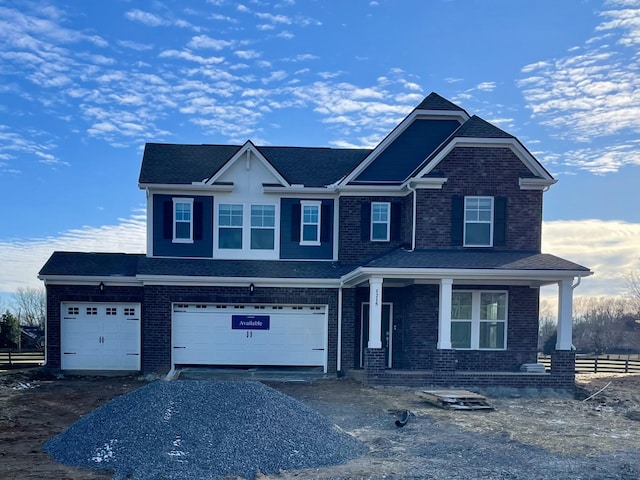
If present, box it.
[407,182,417,251]
[337,283,343,373]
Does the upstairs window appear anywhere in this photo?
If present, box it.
[173,198,194,243]
[218,204,243,249]
[371,202,390,241]
[251,205,275,250]
[464,196,493,247]
[451,290,507,350]
[300,200,321,245]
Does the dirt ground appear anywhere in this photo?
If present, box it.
[0,368,638,480]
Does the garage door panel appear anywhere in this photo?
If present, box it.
[172,305,327,371]
[61,303,141,371]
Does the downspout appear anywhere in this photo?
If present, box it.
[572,276,581,290]
[407,182,417,251]
[337,283,343,373]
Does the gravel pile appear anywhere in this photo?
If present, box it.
[44,380,367,479]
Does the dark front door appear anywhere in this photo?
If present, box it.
[360,302,393,368]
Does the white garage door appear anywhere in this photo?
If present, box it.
[61,302,141,371]
[172,304,328,372]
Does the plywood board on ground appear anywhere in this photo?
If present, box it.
[417,389,494,410]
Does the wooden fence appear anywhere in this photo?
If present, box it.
[0,350,45,368]
[538,354,640,374]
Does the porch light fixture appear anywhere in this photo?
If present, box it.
[249,283,255,296]
[99,282,105,294]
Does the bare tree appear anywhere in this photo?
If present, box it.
[538,299,556,351]
[12,287,46,328]
[625,271,640,316]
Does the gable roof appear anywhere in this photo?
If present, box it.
[138,93,552,189]
[415,92,469,113]
[139,143,369,187]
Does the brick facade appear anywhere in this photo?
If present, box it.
[415,146,543,251]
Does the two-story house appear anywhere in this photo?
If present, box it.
[39,93,591,390]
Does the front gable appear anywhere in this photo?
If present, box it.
[340,92,469,187]
[205,141,289,189]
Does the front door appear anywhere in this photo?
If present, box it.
[360,302,393,368]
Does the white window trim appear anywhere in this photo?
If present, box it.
[451,290,508,350]
[214,201,280,259]
[217,203,244,250]
[250,204,276,250]
[371,202,390,242]
[463,196,494,247]
[300,200,321,246]
[172,197,194,244]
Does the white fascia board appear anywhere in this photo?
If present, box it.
[340,110,468,187]
[336,185,408,196]
[39,275,142,286]
[404,177,448,189]
[519,178,557,190]
[205,141,290,187]
[263,186,337,196]
[140,184,234,193]
[416,137,554,181]
[137,275,340,289]
[341,267,592,286]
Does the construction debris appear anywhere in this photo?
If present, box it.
[417,389,494,411]
[395,409,410,427]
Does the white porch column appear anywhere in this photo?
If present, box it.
[437,278,453,349]
[556,278,574,350]
[367,277,383,348]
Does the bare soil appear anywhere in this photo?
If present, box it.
[0,368,638,480]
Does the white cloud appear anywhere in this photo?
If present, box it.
[518,1,640,152]
[187,35,233,50]
[541,219,640,300]
[125,9,165,27]
[0,213,146,293]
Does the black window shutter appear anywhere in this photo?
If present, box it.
[163,201,173,240]
[193,201,203,241]
[493,197,507,246]
[361,202,371,242]
[390,202,402,241]
[320,204,331,242]
[451,196,464,246]
[290,203,301,242]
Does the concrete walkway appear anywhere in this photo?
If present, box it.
[175,366,331,383]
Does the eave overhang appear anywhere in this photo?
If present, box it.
[139,183,235,193]
[136,274,341,289]
[414,137,555,183]
[341,266,593,288]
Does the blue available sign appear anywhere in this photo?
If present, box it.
[232,315,270,330]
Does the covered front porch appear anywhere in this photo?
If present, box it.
[339,250,592,391]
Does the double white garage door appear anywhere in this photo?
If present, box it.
[60,302,328,372]
[172,304,328,372]
[61,303,141,371]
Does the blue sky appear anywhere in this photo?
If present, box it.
[0,0,638,302]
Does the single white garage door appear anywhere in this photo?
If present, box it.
[61,302,141,371]
[172,304,328,372]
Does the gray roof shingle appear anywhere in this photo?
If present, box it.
[415,92,467,112]
[39,252,142,277]
[365,249,590,272]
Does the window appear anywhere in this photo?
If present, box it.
[251,205,275,250]
[106,307,117,316]
[464,196,493,247]
[124,307,136,316]
[450,291,507,350]
[86,307,98,315]
[173,198,194,243]
[371,202,390,241]
[67,307,79,315]
[300,200,321,245]
[218,204,243,249]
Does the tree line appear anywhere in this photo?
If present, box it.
[0,287,46,350]
[539,272,640,355]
